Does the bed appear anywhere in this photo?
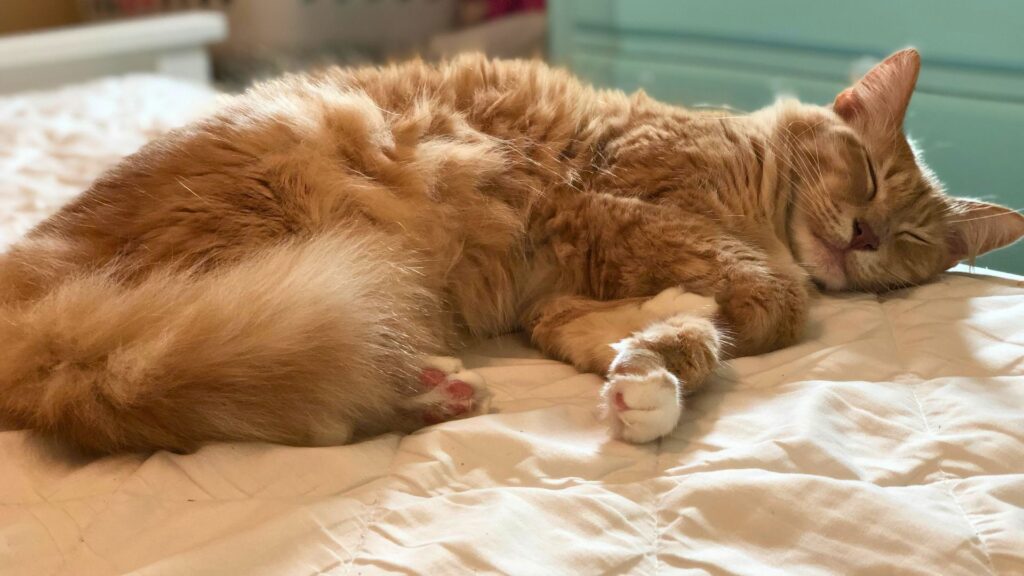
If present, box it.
[1,76,1022,576]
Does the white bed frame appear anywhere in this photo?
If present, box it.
[0,12,227,95]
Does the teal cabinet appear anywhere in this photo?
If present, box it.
[550,0,1024,273]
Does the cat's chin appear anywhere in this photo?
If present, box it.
[811,270,847,292]
[791,225,849,291]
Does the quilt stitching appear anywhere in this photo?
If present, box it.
[59,459,148,568]
[907,384,999,576]
[341,441,404,575]
[649,438,665,575]
[882,302,1000,576]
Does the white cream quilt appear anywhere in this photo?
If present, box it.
[1,77,1022,576]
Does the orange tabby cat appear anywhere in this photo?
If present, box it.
[2,49,1022,453]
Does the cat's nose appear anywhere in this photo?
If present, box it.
[849,219,879,251]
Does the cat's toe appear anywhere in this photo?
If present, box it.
[602,368,681,443]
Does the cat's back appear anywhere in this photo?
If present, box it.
[24,56,615,333]
[324,55,604,133]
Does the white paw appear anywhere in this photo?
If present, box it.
[601,368,682,443]
[641,287,718,319]
[414,356,491,423]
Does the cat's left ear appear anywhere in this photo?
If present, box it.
[945,199,1024,266]
[834,48,921,130]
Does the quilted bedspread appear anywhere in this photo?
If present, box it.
[1,77,1023,576]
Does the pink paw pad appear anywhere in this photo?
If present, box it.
[414,360,490,425]
[419,368,447,389]
[614,391,629,411]
[445,380,476,401]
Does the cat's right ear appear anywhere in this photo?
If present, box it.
[945,199,1024,267]
[834,48,921,131]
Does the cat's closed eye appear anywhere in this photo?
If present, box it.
[865,155,878,201]
[898,230,931,245]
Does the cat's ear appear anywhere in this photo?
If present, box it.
[945,199,1024,266]
[834,48,921,129]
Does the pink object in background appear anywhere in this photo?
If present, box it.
[486,0,545,19]
[116,0,158,15]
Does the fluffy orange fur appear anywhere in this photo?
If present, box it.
[2,51,1022,452]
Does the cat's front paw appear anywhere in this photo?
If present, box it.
[602,368,681,443]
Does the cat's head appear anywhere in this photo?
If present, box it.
[781,48,1024,291]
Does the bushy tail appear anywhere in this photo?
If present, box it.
[0,234,441,453]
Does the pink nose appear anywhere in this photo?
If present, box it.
[848,219,879,251]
